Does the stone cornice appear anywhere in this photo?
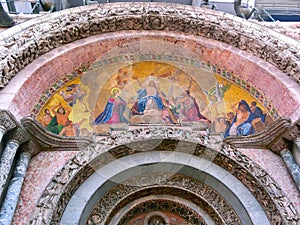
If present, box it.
[0,3,299,88]
[223,117,292,149]
[224,117,300,155]
[20,117,93,151]
[268,118,300,154]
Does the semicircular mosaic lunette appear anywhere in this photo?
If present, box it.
[31,56,279,119]
[0,3,299,88]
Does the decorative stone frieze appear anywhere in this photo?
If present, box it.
[220,144,299,224]
[30,127,299,225]
[117,199,208,225]
[0,3,300,88]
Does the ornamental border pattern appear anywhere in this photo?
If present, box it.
[30,127,299,225]
[0,3,299,89]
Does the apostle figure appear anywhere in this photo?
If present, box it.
[94,88,127,124]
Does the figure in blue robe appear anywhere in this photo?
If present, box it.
[249,101,266,123]
[224,100,255,138]
[93,88,128,125]
[93,98,114,124]
[135,80,165,114]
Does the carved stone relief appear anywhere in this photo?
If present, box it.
[9,127,30,145]
[220,144,299,224]
[30,128,299,225]
[0,110,18,134]
[1,3,300,88]
[86,173,240,225]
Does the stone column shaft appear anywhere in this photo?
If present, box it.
[0,152,31,225]
[292,137,300,166]
[0,140,20,198]
[280,149,300,191]
[0,128,5,145]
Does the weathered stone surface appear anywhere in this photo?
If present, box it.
[0,3,300,88]
[29,128,299,224]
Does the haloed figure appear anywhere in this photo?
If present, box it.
[94,88,128,124]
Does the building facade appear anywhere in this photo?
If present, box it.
[0,3,299,225]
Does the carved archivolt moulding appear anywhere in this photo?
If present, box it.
[31,127,299,225]
[87,173,241,225]
[0,3,300,88]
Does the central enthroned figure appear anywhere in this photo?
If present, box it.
[137,79,164,114]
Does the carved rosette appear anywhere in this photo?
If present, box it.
[1,3,300,88]
[30,127,299,225]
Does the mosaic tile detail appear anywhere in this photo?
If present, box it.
[31,54,279,119]
[31,66,89,116]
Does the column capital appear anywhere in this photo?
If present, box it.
[0,110,18,134]
[19,140,41,157]
[269,119,300,154]
[9,127,30,145]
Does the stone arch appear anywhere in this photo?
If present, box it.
[70,163,250,225]
[1,3,300,121]
[31,127,299,224]
[1,3,299,87]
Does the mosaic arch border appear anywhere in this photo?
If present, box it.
[1,3,300,120]
[31,127,299,224]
